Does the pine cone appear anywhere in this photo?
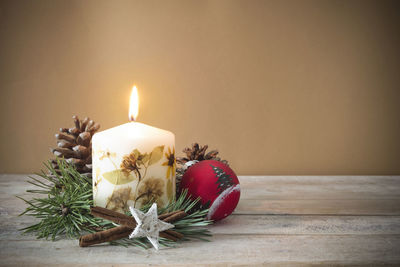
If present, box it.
[176,143,228,166]
[51,115,100,178]
[176,143,228,192]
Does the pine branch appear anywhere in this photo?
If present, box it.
[18,158,100,240]
[18,158,212,248]
[106,190,212,248]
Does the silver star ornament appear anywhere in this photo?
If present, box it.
[129,203,174,250]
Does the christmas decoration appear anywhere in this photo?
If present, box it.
[93,144,175,212]
[129,203,174,250]
[51,115,100,177]
[18,159,96,239]
[19,158,212,248]
[19,112,233,249]
[79,205,187,248]
[177,143,228,165]
[180,160,240,221]
[176,143,228,191]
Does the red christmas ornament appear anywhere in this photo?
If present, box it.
[180,160,240,221]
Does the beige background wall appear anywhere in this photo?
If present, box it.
[1,0,399,175]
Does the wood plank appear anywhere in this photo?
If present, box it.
[2,174,400,265]
[0,174,400,200]
[3,214,400,239]
[211,215,400,235]
[5,175,400,201]
[235,198,400,215]
[0,235,399,266]
[240,176,400,200]
[4,174,400,201]
[3,174,400,217]
[238,175,400,215]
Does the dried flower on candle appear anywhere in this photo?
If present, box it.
[99,150,117,160]
[167,178,175,202]
[162,147,176,179]
[95,145,168,211]
[135,177,165,207]
[120,149,145,179]
[105,187,136,212]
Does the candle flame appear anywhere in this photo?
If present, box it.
[129,85,139,121]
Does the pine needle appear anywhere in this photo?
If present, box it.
[18,158,212,248]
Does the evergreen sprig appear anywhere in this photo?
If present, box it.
[18,158,212,248]
[18,159,102,240]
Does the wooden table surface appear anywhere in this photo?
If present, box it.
[1,174,400,266]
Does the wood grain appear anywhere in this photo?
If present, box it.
[1,174,400,266]
[237,176,400,215]
[1,235,400,266]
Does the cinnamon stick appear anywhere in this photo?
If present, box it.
[159,231,179,242]
[79,207,188,247]
[164,229,184,239]
[79,227,183,247]
[90,206,187,226]
[79,226,132,247]
[163,210,187,223]
[90,206,137,228]
[158,210,181,220]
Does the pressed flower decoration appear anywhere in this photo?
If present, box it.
[162,147,176,179]
[106,187,136,211]
[94,145,176,212]
[135,177,165,207]
[120,150,146,179]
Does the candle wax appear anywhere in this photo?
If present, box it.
[92,122,175,212]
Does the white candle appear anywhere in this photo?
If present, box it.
[92,86,176,212]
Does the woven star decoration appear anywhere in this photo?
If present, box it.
[129,203,174,250]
